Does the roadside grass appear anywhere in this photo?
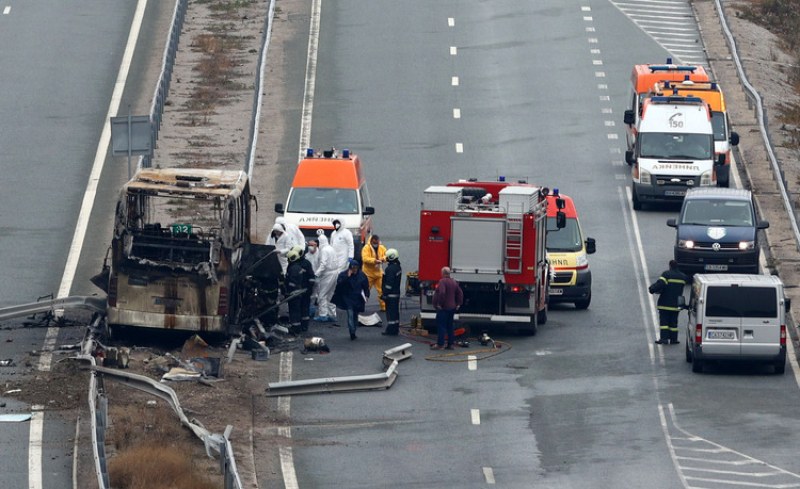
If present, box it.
[106,401,220,489]
[739,0,800,133]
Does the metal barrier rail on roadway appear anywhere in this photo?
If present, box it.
[0,296,105,323]
[266,359,400,396]
[714,0,800,252]
[90,364,243,489]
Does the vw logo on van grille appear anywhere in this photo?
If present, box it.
[712,242,721,251]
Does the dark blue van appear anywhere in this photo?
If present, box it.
[666,188,768,274]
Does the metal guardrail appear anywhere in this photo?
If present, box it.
[0,296,105,323]
[90,365,243,489]
[382,343,413,367]
[714,0,800,252]
[266,359,400,396]
[141,0,189,169]
[246,0,277,178]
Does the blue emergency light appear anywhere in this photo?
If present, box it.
[306,148,314,157]
[342,148,350,158]
[498,176,506,182]
[553,188,560,196]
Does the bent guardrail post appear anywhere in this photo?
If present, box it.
[266,360,399,396]
[382,343,413,367]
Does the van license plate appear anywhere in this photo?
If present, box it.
[707,330,736,340]
[664,190,686,196]
[705,264,728,271]
[548,288,563,296]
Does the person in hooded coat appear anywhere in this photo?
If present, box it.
[313,234,339,322]
[330,219,354,271]
[276,216,305,249]
[332,259,370,340]
[361,234,387,311]
[305,238,321,316]
[267,223,297,275]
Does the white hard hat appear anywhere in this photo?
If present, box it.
[316,228,325,236]
[385,248,399,261]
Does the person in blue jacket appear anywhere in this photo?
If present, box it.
[332,259,370,340]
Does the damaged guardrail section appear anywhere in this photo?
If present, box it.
[90,362,242,489]
[266,359,400,397]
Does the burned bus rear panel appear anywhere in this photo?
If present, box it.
[105,168,256,334]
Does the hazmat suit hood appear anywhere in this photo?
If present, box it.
[318,235,329,247]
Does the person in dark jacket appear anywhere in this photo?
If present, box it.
[284,247,306,335]
[431,266,464,350]
[332,259,370,340]
[381,248,402,336]
[648,260,689,345]
[293,245,316,333]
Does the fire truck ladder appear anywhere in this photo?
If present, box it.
[504,203,525,273]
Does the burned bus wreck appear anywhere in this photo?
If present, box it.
[96,168,280,335]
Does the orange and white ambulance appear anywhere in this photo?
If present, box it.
[648,80,739,187]
[625,58,710,152]
[274,148,374,247]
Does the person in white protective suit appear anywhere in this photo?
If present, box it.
[267,223,296,275]
[313,234,339,322]
[276,216,305,249]
[305,238,321,316]
[329,219,354,271]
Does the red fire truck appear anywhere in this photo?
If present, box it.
[417,179,555,335]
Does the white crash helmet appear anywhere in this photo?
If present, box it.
[385,248,399,261]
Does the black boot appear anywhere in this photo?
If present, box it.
[350,332,357,340]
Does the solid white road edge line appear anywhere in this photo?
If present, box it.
[278,352,298,489]
[658,404,691,489]
[619,186,661,365]
[41,2,146,487]
[297,0,321,158]
[72,416,80,489]
[468,355,477,371]
[29,406,45,489]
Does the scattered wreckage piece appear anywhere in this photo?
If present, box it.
[302,337,329,354]
[265,359,399,397]
[382,343,412,367]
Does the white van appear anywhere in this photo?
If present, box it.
[685,274,789,374]
[624,95,722,210]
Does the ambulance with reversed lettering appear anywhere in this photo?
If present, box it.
[624,94,722,210]
[274,148,374,249]
[545,189,596,309]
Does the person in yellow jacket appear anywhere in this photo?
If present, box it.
[361,234,387,311]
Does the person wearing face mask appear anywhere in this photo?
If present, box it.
[361,234,387,311]
[329,219,354,271]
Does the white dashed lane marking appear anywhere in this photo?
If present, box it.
[3,6,10,14]
[453,108,461,119]
[451,76,459,86]
[471,409,481,425]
